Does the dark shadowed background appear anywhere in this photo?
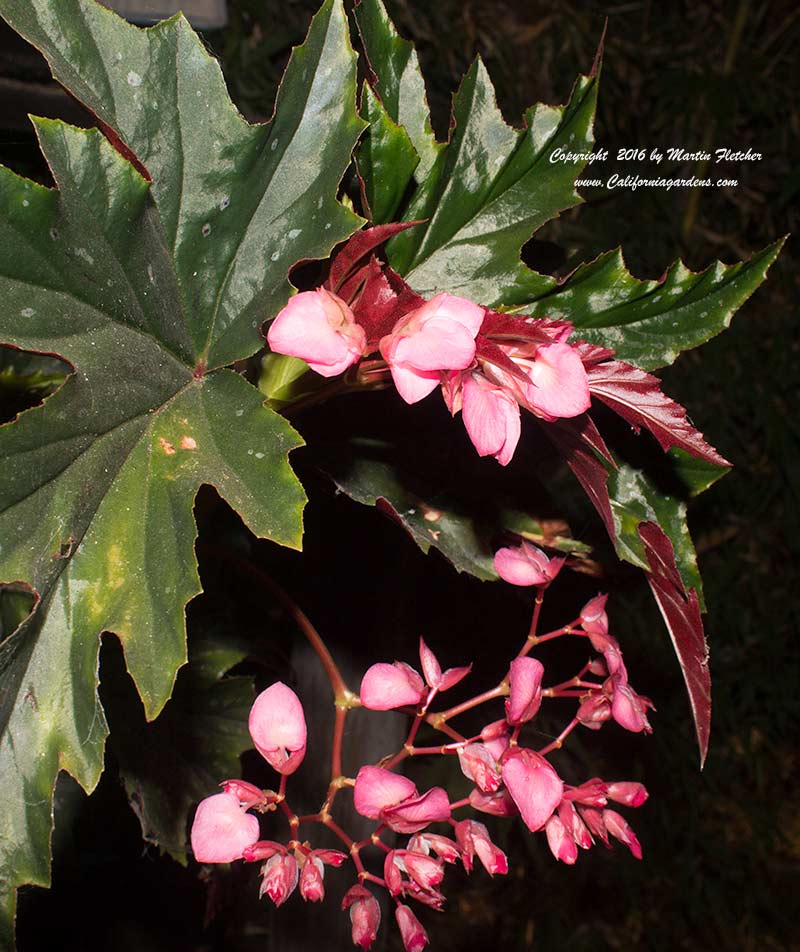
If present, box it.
[1,0,798,949]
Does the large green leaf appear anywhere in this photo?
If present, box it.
[0,0,364,931]
[384,58,598,306]
[0,0,365,368]
[525,242,783,370]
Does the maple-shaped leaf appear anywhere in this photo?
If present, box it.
[0,0,364,931]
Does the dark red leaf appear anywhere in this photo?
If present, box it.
[474,336,529,383]
[327,221,422,293]
[587,359,731,466]
[544,415,615,540]
[638,521,711,766]
[479,310,572,344]
[573,339,615,367]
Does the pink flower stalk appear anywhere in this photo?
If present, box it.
[380,292,484,403]
[360,662,426,710]
[458,743,502,794]
[342,885,381,950]
[190,791,260,863]
[545,814,578,864]
[454,819,509,876]
[249,682,308,775]
[501,748,564,832]
[460,372,521,466]
[505,657,545,725]
[606,781,649,808]
[419,637,472,692]
[494,541,565,587]
[353,766,451,834]
[260,852,299,906]
[395,903,429,952]
[266,288,366,377]
[603,809,643,859]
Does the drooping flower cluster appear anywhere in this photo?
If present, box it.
[191,541,651,951]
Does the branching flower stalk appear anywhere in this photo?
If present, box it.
[192,545,651,951]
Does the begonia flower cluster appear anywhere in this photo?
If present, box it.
[191,541,651,951]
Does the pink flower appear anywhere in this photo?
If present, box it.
[522,342,591,420]
[353,766,450,834]
[260,852,299,906]
[249,682,307,775]
[190,791,260,863]
[460,372,521,466]
[545,814,578,864]
[501,748,564,832]
[267,288,366,377]
[360,662,426,710]
[468,787,518,817]
[298,849,347,902]
[454,819,509,876]
[505,657,545,725]
[493,541,564,587]
[380,292,484,403]
[458,743,503,793]
[395,903,429,952]
[603,809,643,859]
[576,693,612,730]
[419,637,471,692]
[580,593,609,641]
[220,779,269,809]
[606,781,649,808]
[609,677,653,734]
[407,833,461,865]
[558,800,593,849]
[342,885,381,950]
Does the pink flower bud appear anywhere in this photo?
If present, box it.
[395,903,429,952]
[493,541,564,587]
[506,657,545,725]
[342,885,381,950]
[545,814,578,864]
[242,840,287,863]
[360,662,425,710]
[603,809,643,859]
[267,288,366,377]
[461,372,521,466]
[249,682,308,775]
[564,778,608,808]
[383,851,405,896]
[580,593,609,640]
[578,806,609,845]
[576,693,611,729]
[404,851,445,891]
[299,855,326,902]
[220,779,268,809]
[353,766,417,820]
[260,852,299,906]
[380,293,484,404]
[501,748,564,832]
[558,799,593,849]
[454,819,508,876]
[610,679,653,733]
[480,719,509,742]
[469,787,518,817]
[190,791,260,863]
[408,833,461,865]
[458,743,502,793]
[606,781,649,808]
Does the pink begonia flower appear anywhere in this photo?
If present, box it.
[387,850,445,894]
[249,681,308,775]
[383,787,451,834]
[419,637,472,692]
[190,790,260,863]
[242,839,287,862]
[461,372,521,466]
[563,778,608,808]
[380,293,484,404]
[458,743,502,794]
[395,903,429,952]
[468,786,518,817]
[267,288,366,377]
[342,885,381,950]
[407,833,461,865]
[603,809,643,859]
[298,849,347,903]
[493,341,590,421]
[360,662,425,710]
[580,593,609,640]
[220,779,268,809]
[606,781,649,808]
[454,819,509,876]
[576,693,612,730]
[493,541,565,587]
[609,677,653,733]
[505,657,545,725]
[501,748,564,832]
[545,814,578,864]
[578,806,610,845]
[260,852,299,906]
[558,799,593,849]
[354,765,451,834]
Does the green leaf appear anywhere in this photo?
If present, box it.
[669,448,730,497]
[104,632,254,862]
[355,0,440,181]
[357,83,420,224]
[607,462,704,609]
[385,60,598,306]
[318,439,590,581]
[525,241,784,370]
[0,0,366,368]
[0,0,365,928]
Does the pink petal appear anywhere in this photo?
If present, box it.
[190,792,259,863]
[394,316,476,372]
[249,682,307,775]
[468,787,518,817]
[388,362,442,404]
[353,766,417,820]
[360,662,425,710]
[527,342,591,419]
[501,749,564,832]
[383,787,451,834]
[458,743,502,793]
[493,542,551,586]
[438,664,472,692]
[611,680,652,733]
[606,781,649,808]
[419,638,442,689]
[545,815,578,864]
[506,657,545,725]
[461,374,521,466]
[396,903,429,952]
